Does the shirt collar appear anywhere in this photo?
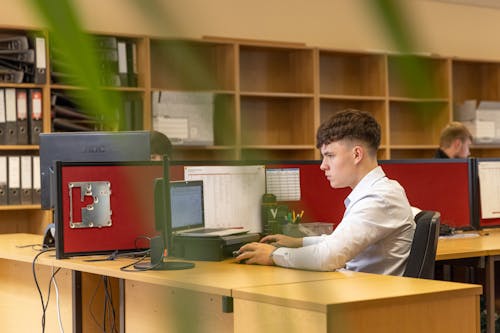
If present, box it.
[344,166,386,207]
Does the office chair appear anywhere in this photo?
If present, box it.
[403,210,440,279]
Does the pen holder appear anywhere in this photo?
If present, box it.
[282,223,304,237]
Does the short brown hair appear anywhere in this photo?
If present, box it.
[439,122,473,148]
[316,109,381,154]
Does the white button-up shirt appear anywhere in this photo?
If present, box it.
[272,166,415,276]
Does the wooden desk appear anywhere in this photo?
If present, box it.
[437,230,500,333]
[233,275,481,333]
[0,233,483,333]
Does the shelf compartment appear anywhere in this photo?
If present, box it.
[213,94,237,146]
[452,60,500,103]
[319,51,385,96]
[389,101,449,146]
[320,98,387,146]
[171,146,238,161]
[470,146,500,158]
[240,96,315,146]
[389,147,439,159]
[241,147,316,161]
[239,45,314,94]
[388,55,449,99]
[150,39,235,91]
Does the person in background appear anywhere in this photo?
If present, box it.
[236,109,416,276]
[150,130,172,160]
[434,122,473,158]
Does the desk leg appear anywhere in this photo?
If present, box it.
[485,256,495,333]
[72,270,82,333]
[120,278,125,333]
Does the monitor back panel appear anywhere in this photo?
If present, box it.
[55,161,163,258]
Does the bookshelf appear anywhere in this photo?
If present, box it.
[4,28,500,233]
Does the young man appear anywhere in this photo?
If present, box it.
[434,122,473,159]
[237,109,415,276]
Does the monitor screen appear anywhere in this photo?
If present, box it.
[39,131,151,209]
[170,180,204,231]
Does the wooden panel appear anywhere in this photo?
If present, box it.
[125,281,233,333]
[0,259,73,333]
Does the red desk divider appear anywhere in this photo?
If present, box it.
[170,159,476,231]
[55,161,163,259]
[380,159,475,229]
[265,159,475,230]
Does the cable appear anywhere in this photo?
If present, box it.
[88,276,119,333]
[119,252,156,271]
[32,248,58,333]
[103,276,118,333]
[51,266,65,333]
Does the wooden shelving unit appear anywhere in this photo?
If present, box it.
[4,30,500,233]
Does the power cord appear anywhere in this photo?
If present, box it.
[32,248,60,333]
[51,266,65,333]
[88,276,119,333]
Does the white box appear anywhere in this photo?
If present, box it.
[152,91,214,145]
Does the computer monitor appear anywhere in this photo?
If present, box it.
[39,131,151,210]
[142,155,194,270]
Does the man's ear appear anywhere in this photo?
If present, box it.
[451,138,462,152]
[353,145,363,163]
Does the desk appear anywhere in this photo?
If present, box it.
[437,230,500,333]
[0,233,483,333]
[234,275,480,333]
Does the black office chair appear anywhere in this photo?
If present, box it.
[403,210,440,279]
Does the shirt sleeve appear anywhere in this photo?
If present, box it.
[272,192,398,271]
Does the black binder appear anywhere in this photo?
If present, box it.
[0,68,23,83]
[32,36,46,84]
[0,88,5,144]
[117,40,128,86]
[0,36,29,51]
[0,49,35,63]
[28,89,42,145]
[16,89,28,145]
[20,155,32,205]
[0,156,7,205]
[32,156,41,205]
[7,156,20,205]
[4,88,16,145]
[126,41,138,87]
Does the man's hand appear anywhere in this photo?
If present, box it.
[260,234,303,248]
[236,242,276,265]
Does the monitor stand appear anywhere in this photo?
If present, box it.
[133,236,194,271]
[134,260,195,271]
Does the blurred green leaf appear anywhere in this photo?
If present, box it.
[29,0,121,130]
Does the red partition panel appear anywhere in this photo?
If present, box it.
[266,162,349,225]
[56,162,163,258]
[268,160,474,229]
[380,160,473,228]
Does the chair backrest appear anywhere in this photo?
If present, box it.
[403,210,440,279]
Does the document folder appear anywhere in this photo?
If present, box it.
[7,156,20,205]
[0,156,7,205]
[0,88,5,144]
[4,88,16,144]
[16,89,28,145]
[117,41,128,86]
[126,41,138,86]
[32,36,46,84]
[20,155,32,205]
[29,89,42,144]
[32,156,41,204]
[0,36,29,51]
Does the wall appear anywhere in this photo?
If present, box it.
[2,0,500,61]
